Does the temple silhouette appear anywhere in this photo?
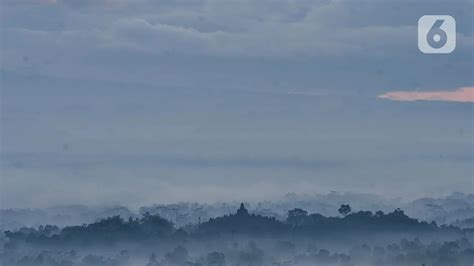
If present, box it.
[236,203,249,216]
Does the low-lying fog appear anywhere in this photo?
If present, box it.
[1,192,473,265]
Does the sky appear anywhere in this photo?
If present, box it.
[0,0,473,208]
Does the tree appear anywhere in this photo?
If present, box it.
[338,204,352,216]
[287,208,308,226]
[375,210,384,217]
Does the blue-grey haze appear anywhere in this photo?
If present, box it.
[0,0,473,208]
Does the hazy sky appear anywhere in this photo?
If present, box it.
[1,0,473,208]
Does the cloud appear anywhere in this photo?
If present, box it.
[1,0,473,90]
[378,87,474,103]
[3,0,472,58]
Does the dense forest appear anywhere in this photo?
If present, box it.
[3,192,473,231]
[2,203,473,265]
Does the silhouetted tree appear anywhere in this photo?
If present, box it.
[338,204,352,216]
[287,208,308,226]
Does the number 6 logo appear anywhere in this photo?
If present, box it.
[418,15,456,54]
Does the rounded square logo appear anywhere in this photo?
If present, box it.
[418,15,456,54]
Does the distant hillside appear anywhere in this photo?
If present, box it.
[4,203,463,248]
[3,192,472,232]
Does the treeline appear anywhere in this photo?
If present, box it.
[4,204,462,246]
[5,213,174,246]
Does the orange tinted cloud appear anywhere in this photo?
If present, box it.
[379,87,474,103]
